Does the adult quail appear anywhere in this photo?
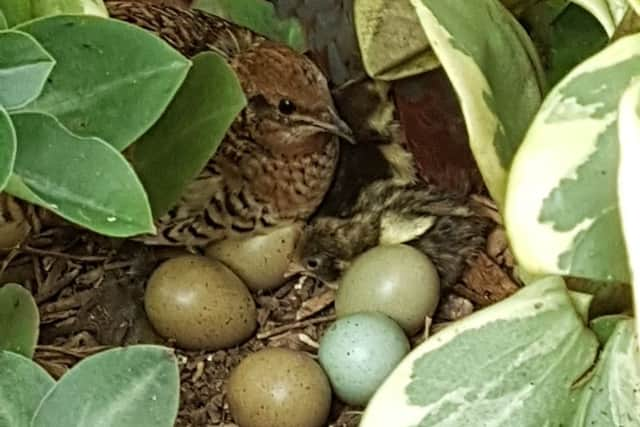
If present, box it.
[106,1,353,246]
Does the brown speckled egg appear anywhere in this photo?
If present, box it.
[144,255,256,350]
[227,347,332,427]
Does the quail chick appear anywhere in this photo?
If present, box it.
[291,180,492,288]
[106,1,353,246]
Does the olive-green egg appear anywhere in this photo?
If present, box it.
[205,224,302,291]
[318,312,410,406]
[336,244,440,335]
[227,347,332,427]
[144,255,256,350]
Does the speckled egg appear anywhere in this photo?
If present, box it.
[337,244,440,335]
[227,347,332,427]
[144,255,256,350]
[205,224,302,291]
[318,312,410,406]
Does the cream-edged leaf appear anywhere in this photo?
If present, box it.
[571,0,629,36]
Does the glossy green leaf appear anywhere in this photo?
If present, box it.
[0,0,32,27]
[31,0,108,18]
[410,0,544,206]
[6,112,154,236]
[568,318,640,426]
[129,52,246,217]
[0,106,16,191]
[361,276,599,427]
[0,30,55,110]
[193,0,306,52]
[0,283,39,358]
[16,15,191,150]
[0,351,55,427]
[31,345,180,427]
[572,0,628,36]
[505,35,640,282]
[0,10,8,29]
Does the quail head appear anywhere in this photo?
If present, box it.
[290,179,492,288]
[106,1,353,246]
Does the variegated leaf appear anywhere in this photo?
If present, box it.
[410,0,544,206]
[631,0,640,14]
[505,35,640,283]
[571,0,629,35]
[360,277,598,427]
[617,80,640,340]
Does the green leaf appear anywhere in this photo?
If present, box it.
[16,15,191,151]
[129,52,246,217]
[6,112,154,237]
[0,351,54,427]
[0,30,55,110]
[31,345,180,427]
[31,0,108,18]
[505,35,640,282]
[193,0,306,52]
[410,0,544,206]
[354,0,440,81]
[0,10,8,29]
[0,0,32,27]
[0,283,39,358]
[0,106,16,191]
[571,0,628,36]
[568,318,640,426]
[360,276,599,427]
[617,79,640,341]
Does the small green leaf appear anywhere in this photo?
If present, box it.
[6,112,154,237]
[0,283,39,358]
[0,30,55,110]
[0,10,8,29]
[31,0,108,18]
[0,106,16,191]
[31,345,180,427]
[129,52,246,217]
[410,0,544,206]
[0,0,32,27]
[17,15,191,150]
[193,0,306,52]
[569,318,640,426]
[360,276,599,427]
[0,351,55,427]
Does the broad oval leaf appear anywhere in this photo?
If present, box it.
[410,0,544,206]
[360,277,598,427]
[505,34,640,282]
[0,283,39,358]
[31,345,179,427]
[0,106,16,191]
[16,15,191,150]
[569,317,640,426]
[193,0,306,52]
[617,80,640,341]
[128,51,246,217]
[354,0,440,81]
[6,112,154,237]
[0,30,55,110]
[0,351,55,427]
[0,0,32,27]
[31,0,108,18]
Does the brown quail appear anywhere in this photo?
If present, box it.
[105,1,353,246]
[291,179,492,288]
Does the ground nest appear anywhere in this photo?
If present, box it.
[0,191,521,426]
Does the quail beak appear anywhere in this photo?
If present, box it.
[302,109,356,144]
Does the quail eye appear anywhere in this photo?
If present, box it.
[278,99,296,115]
[305,257,320,270]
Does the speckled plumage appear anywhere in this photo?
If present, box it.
[106,1,350,246]
[293,180,492,287]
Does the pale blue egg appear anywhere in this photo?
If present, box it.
[318,312,410,406]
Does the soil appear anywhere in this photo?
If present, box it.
[0,188,519,427]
